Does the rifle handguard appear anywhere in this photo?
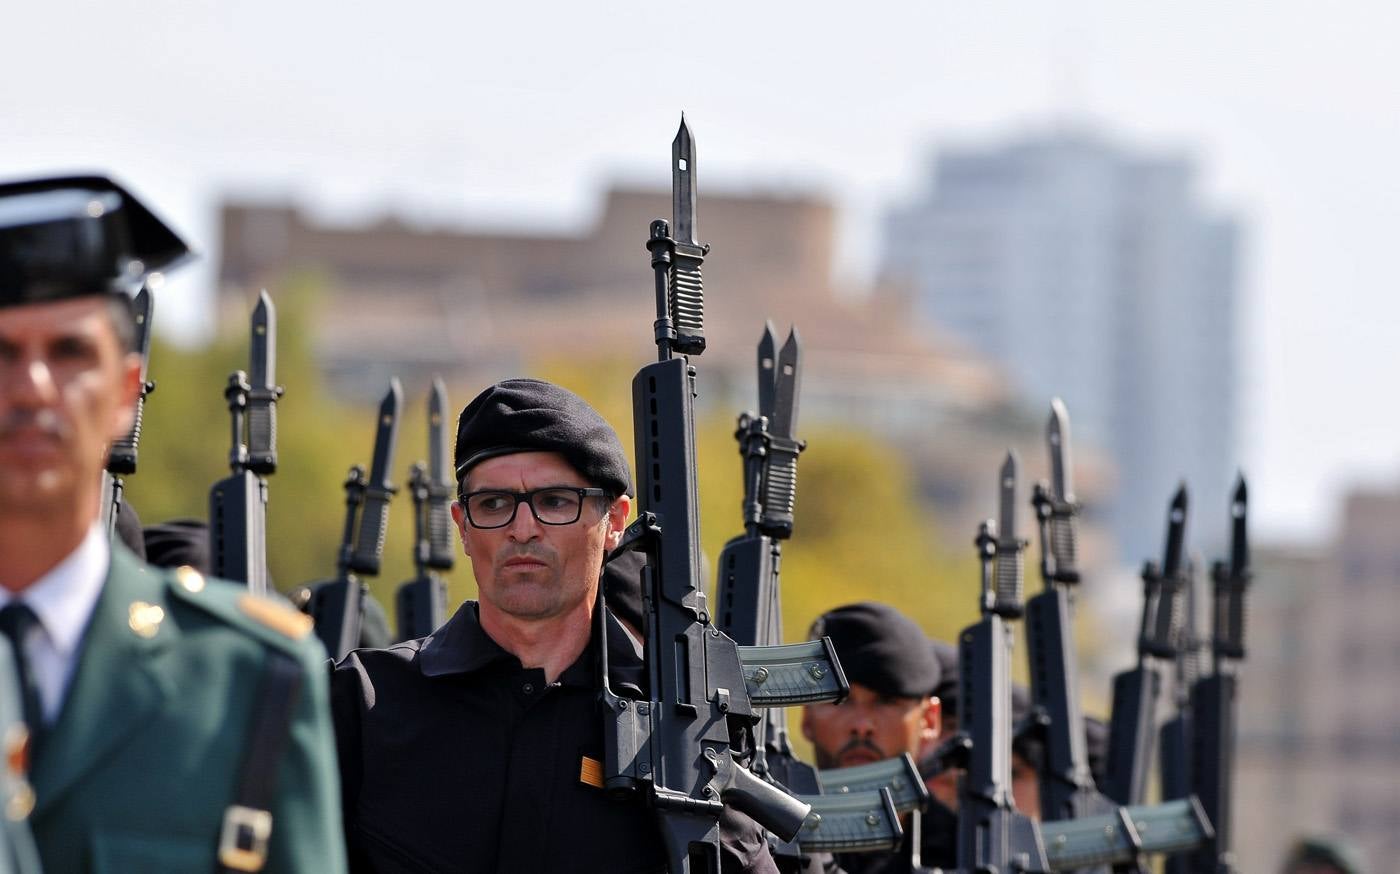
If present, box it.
[794,787,903,853]
[738,639,848,707]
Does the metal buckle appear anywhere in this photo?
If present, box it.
[218,804,273,872]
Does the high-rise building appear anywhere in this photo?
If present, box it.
[881,129,1240,560]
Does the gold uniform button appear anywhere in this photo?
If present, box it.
[128,602,165,639]
[176,565,205,593]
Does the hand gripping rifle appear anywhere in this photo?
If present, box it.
[599,117,832,874]
[945,456,1210,873]
[308,380,402,659]
[394,377,454,641]
[209,291,284,596]
[1105,485,1189,807]
[712,326,903,858]
[100,285,156,539]
[1183,476,1248,874]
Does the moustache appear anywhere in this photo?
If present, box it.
[0,409,68,441]
[495,544,556,567]
[836,737,886,761]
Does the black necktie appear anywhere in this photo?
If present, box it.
[0,603,45,746]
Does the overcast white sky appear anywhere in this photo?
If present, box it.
[5,1,1396,545]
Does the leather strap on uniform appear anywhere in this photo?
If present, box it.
[217,651,305,873]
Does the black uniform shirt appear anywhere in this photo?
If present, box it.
[331,601,777,874]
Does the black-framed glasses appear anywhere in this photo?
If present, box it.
[459,487,610,529]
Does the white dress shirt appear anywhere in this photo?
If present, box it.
[0,525,109,724]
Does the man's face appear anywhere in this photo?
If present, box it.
[801,682,940,769]
[0,297,138,514]
[451,451,629,623]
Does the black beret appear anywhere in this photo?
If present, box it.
[143,518,209,573]
[810,602,940,699]
[0,175,192,308]
[454,379,633,499]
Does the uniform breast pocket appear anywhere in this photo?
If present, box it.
[91,828,210,873]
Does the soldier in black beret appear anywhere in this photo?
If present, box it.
[330,378,778,873]
[800,602,946,874]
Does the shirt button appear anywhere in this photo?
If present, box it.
[522,683,534,694]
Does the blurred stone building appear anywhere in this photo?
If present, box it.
[215,183,1118,562]
[1236,487,1400,872]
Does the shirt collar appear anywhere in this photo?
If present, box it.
[418,600,644,690]
[0,524,109,658]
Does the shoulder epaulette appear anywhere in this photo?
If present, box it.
[164,566,313,652]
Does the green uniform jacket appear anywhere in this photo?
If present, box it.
[27,546,347,873]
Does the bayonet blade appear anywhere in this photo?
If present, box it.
[999,451,1018,542]
[425,376,457,570]
[429,376,450,488]
[757,321,777,419]
[131,285,154,377]
[1164,484,1188,578]
[367,380,402,489]
[1229,474,1248,578]
[672,115,698,246]
[350,379,403,575]
[250,290,275,390]
[1048,397,1073,501]
[769,327,801,440]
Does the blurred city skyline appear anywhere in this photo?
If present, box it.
[5,1,1397,547]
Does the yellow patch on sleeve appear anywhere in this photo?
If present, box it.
[579,756,604,789]
[238,594,314,641]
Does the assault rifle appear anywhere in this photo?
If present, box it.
[599,117,836,874]
[308,380,402,659]
[1161,552,1206,874]
[209,290,284,596]
[943,456,1210,873]
[100,284,155,539]
[712,325,905,858]
[1185,476,1248,874]
[394,377,454,641]
[1105,485,1189,807]
[1024,400,1124,873]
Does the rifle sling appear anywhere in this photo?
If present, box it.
[216,651,304,873]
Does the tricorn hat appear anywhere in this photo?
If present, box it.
[0,174,193,308]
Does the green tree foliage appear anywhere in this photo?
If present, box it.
[124,276,433,606]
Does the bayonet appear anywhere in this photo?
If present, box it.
[107,285,154,477]
[672,115,698,247]
[425,376,456,570]
[101,285,156,537]
[396,378,454,641]
[209,292,283,597]
[1048,397,1072,502]
[756,323,777,425]
[246,290,282,475]
[350,379,402,576]
[992,451,1025,618]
